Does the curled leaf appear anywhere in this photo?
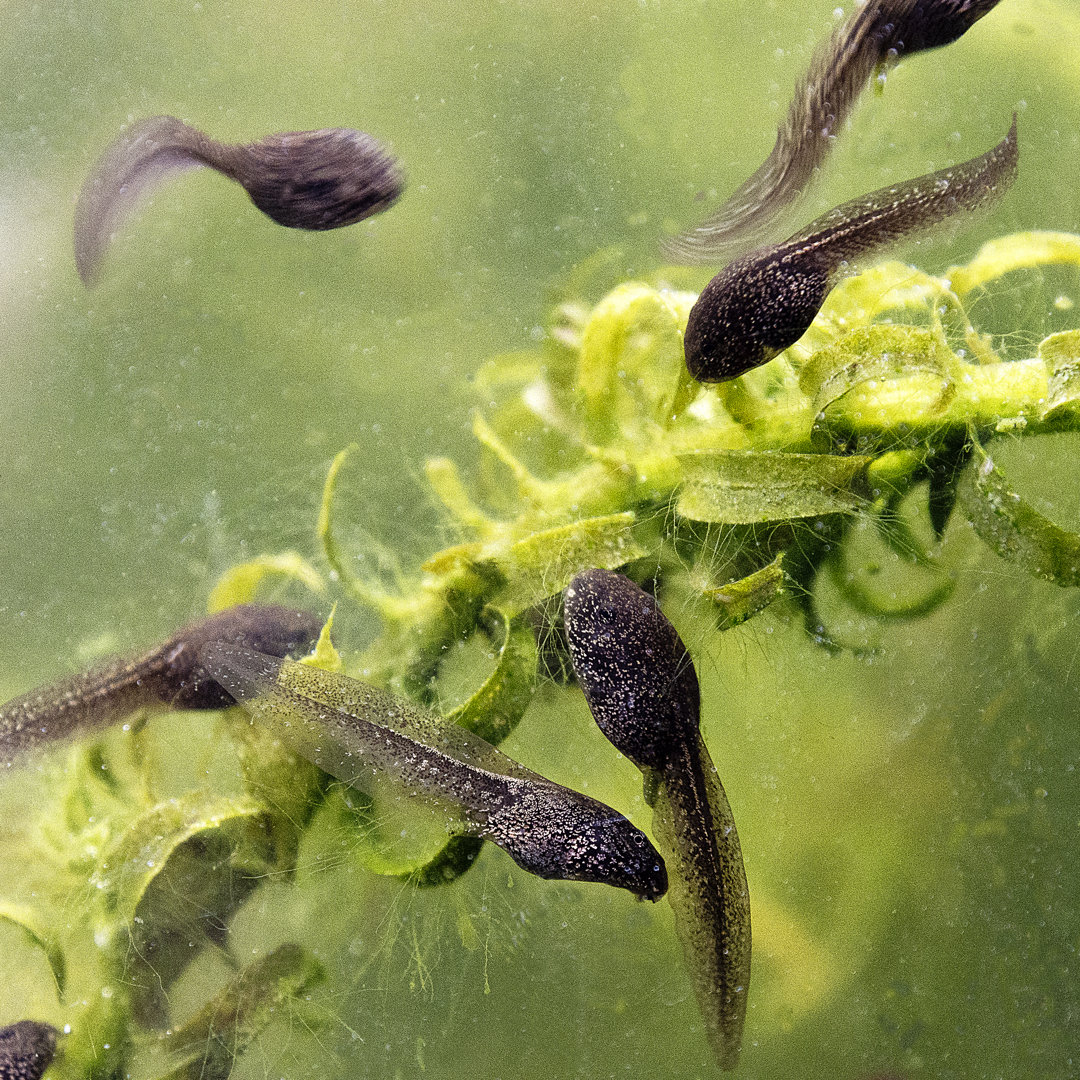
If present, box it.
[676,450,873,524]
[444,610,539,745]
[1039,330,1080,423]
[207,551,325,612]
[486,512,647,615]
[799,324,956,416]
[947,231,1080,296]
[957,436,1080,586]
[698,553,786,631]
[91,792,272,927]
[816,261,952,326]
[91,792,277,1023]
[578,283,696,441]
[0,904,66,998]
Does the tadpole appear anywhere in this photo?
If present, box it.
[684,115,1018,383]
[199,644,669,901]
[0,604,321,766]
[74,115,404,284]
[563,569,751,1071]
[664,0,1005,263]
[0,1021,59,1080]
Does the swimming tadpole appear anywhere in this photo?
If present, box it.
[663,0,1005,263]
[683,114,1018,383]
[0,1021,59,1080]
[563,569,751,1071]
[0,604,321,767]
[198,643,669,902]
[74,115,405,284]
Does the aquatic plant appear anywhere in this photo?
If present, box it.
[5,230,1080,1076]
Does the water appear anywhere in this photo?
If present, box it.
[1,1,1079,1077]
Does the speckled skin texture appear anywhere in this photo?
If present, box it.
[0,1021,58,1080]
[684,116,1018,383]
[563,569,751,1070]
[0,604,321,766]
[664,0,1005,263]
[200,644,669,901]
[74,116,404,284]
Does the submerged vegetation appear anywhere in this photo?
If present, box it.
[5,231,1080,1075]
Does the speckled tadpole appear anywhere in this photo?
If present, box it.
[563,569,750,1070]
[0,604,321,767]
[75,115,404,284]
[199,645,669,900]
[664,0,1005,263]
[684,114,1018,383]
[0,1021,59,1080]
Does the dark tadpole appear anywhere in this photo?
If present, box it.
[0,604,321,767]
[198,644,669,901]
[74,115,405,284]
[683,114,1018,383]
[0,1021,59,1080]
[664,0,1005,263]
[563,569,751,1071]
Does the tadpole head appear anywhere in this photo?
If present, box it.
[236,128,404,230]
[0,1020,59,1080]
[497,788,668,901]
[564,569,699,772]
[897,0,1003,53]
[157,604,322,709]
[683,247,832,382]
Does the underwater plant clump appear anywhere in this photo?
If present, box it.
[4,231,1080,1076]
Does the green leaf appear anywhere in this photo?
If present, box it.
[207,551,325,612]
[300,603,344,673]
[444,610,538,745]
[577,282,695,441]
[956,436,1080,586]
[486,512,647,615]
[1039,330,1080,423]
[91,792,271,928]
[799,324,956,416]
[676,450,874,524]
[142,944,324,1080]
[698,553,786,631]
[0,903,66,997]
[947,231,1080,296]
[90,792,278,1023]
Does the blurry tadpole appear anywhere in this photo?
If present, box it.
[663,0,1005,263]
[74,115,405,284]
[0,1020,59,1080]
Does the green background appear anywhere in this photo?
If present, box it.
[1,1,1079,1077]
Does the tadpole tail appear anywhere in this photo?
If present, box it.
[662,0,1005,265]
[74,115,219,285]
[791,112,1018,268]
[649,736,751,1071]
[663,1,902,265]
[0,605,320,767]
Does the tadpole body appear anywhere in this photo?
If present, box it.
[199,645,669,901]
[563,569,751,1071]
[74,115,404,284]
[0,604,321,767]
[664,0,1005,263]
[684,115,1018,383]
[0,1021,59,1080]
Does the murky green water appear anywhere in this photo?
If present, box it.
[2,1,1079,1077]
